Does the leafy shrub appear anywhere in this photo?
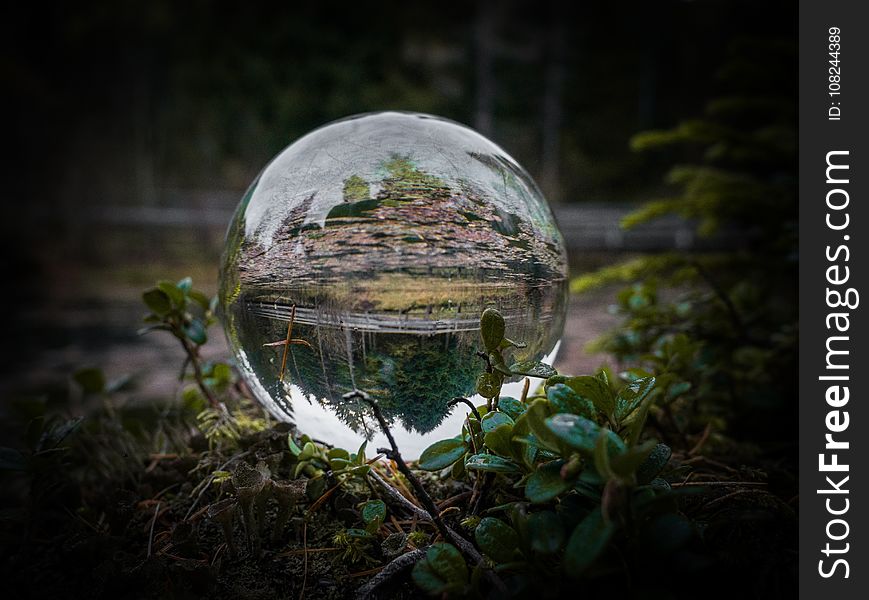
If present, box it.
[571,41,797,442]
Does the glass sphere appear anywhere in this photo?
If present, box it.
[219,112,567,457]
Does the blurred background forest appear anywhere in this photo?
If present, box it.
[1,0,795,412]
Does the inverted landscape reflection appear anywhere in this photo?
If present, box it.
[220,112,568,456]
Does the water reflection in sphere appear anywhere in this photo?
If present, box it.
[219,112,568,457]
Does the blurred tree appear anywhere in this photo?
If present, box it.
[572,37,797,444]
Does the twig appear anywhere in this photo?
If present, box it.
[354,549,427,600]
[351,391,505,593]
[279,305,296,382]
[355,395,457,547]
[521,377,530,403]
[437,492,472,511]
[180,336,219,408]
[447,397,481,421]
[147,502,161,558]
[670,481,767,488]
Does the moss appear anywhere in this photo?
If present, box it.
[342,174,370,202]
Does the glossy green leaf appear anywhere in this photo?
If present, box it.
[525,459,571,503]
[545,413,626,456]
[547,383,595,418]
[636,443,672,484]
[465,453,521,473]
[474,517,520,563]
[480,308,506,352]
[481,411,514,433]
[509,360,557,379]
[525,399,561,452]
[476,372,501,398]
[564,508,615,576]
[614,376,656,422]
[497,396,526,420]
[418,438,466,471]
[483,424,513,457]
[561,376,615,418]
[362,499,386,532]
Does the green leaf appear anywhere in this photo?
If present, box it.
[451,453,467,479]
[299,442,317,461]
[142,288,172,316]
[525,459,571,503]
[184,319,208,345]
[476,372,502,398]
[361,499,386,532]
[525,399,561,452]
[465,453,521,474]
[547,384,595,418]
[418,438,466,471]
[509,360,557,379]
[288,436,303,456]
[561,376,615,418]
[157,280,185,307]
[489,351,513,376]
[480,308,506,352]
[0,447,27,471]
[327,447,350,461]
[483,424,513,457]
[354,440,368,465]
[474,517,520,563]
[614,376,656,422]
[545,414,626,456]
[497,396,526,420]
[329,458,353,471]
[188,290,211,310]
[412,543,468,594]
[481,411,514,433]
[564,508,615,576]
[73,367,106,394]
[609,439,658,478]
[636,443,672,484]
[498,337,527,350]
[528,511,565,555]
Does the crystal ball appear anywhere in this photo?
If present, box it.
[219,112,568,457]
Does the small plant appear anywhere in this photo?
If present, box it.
[411,308,677,594]
[140,277,230,409]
